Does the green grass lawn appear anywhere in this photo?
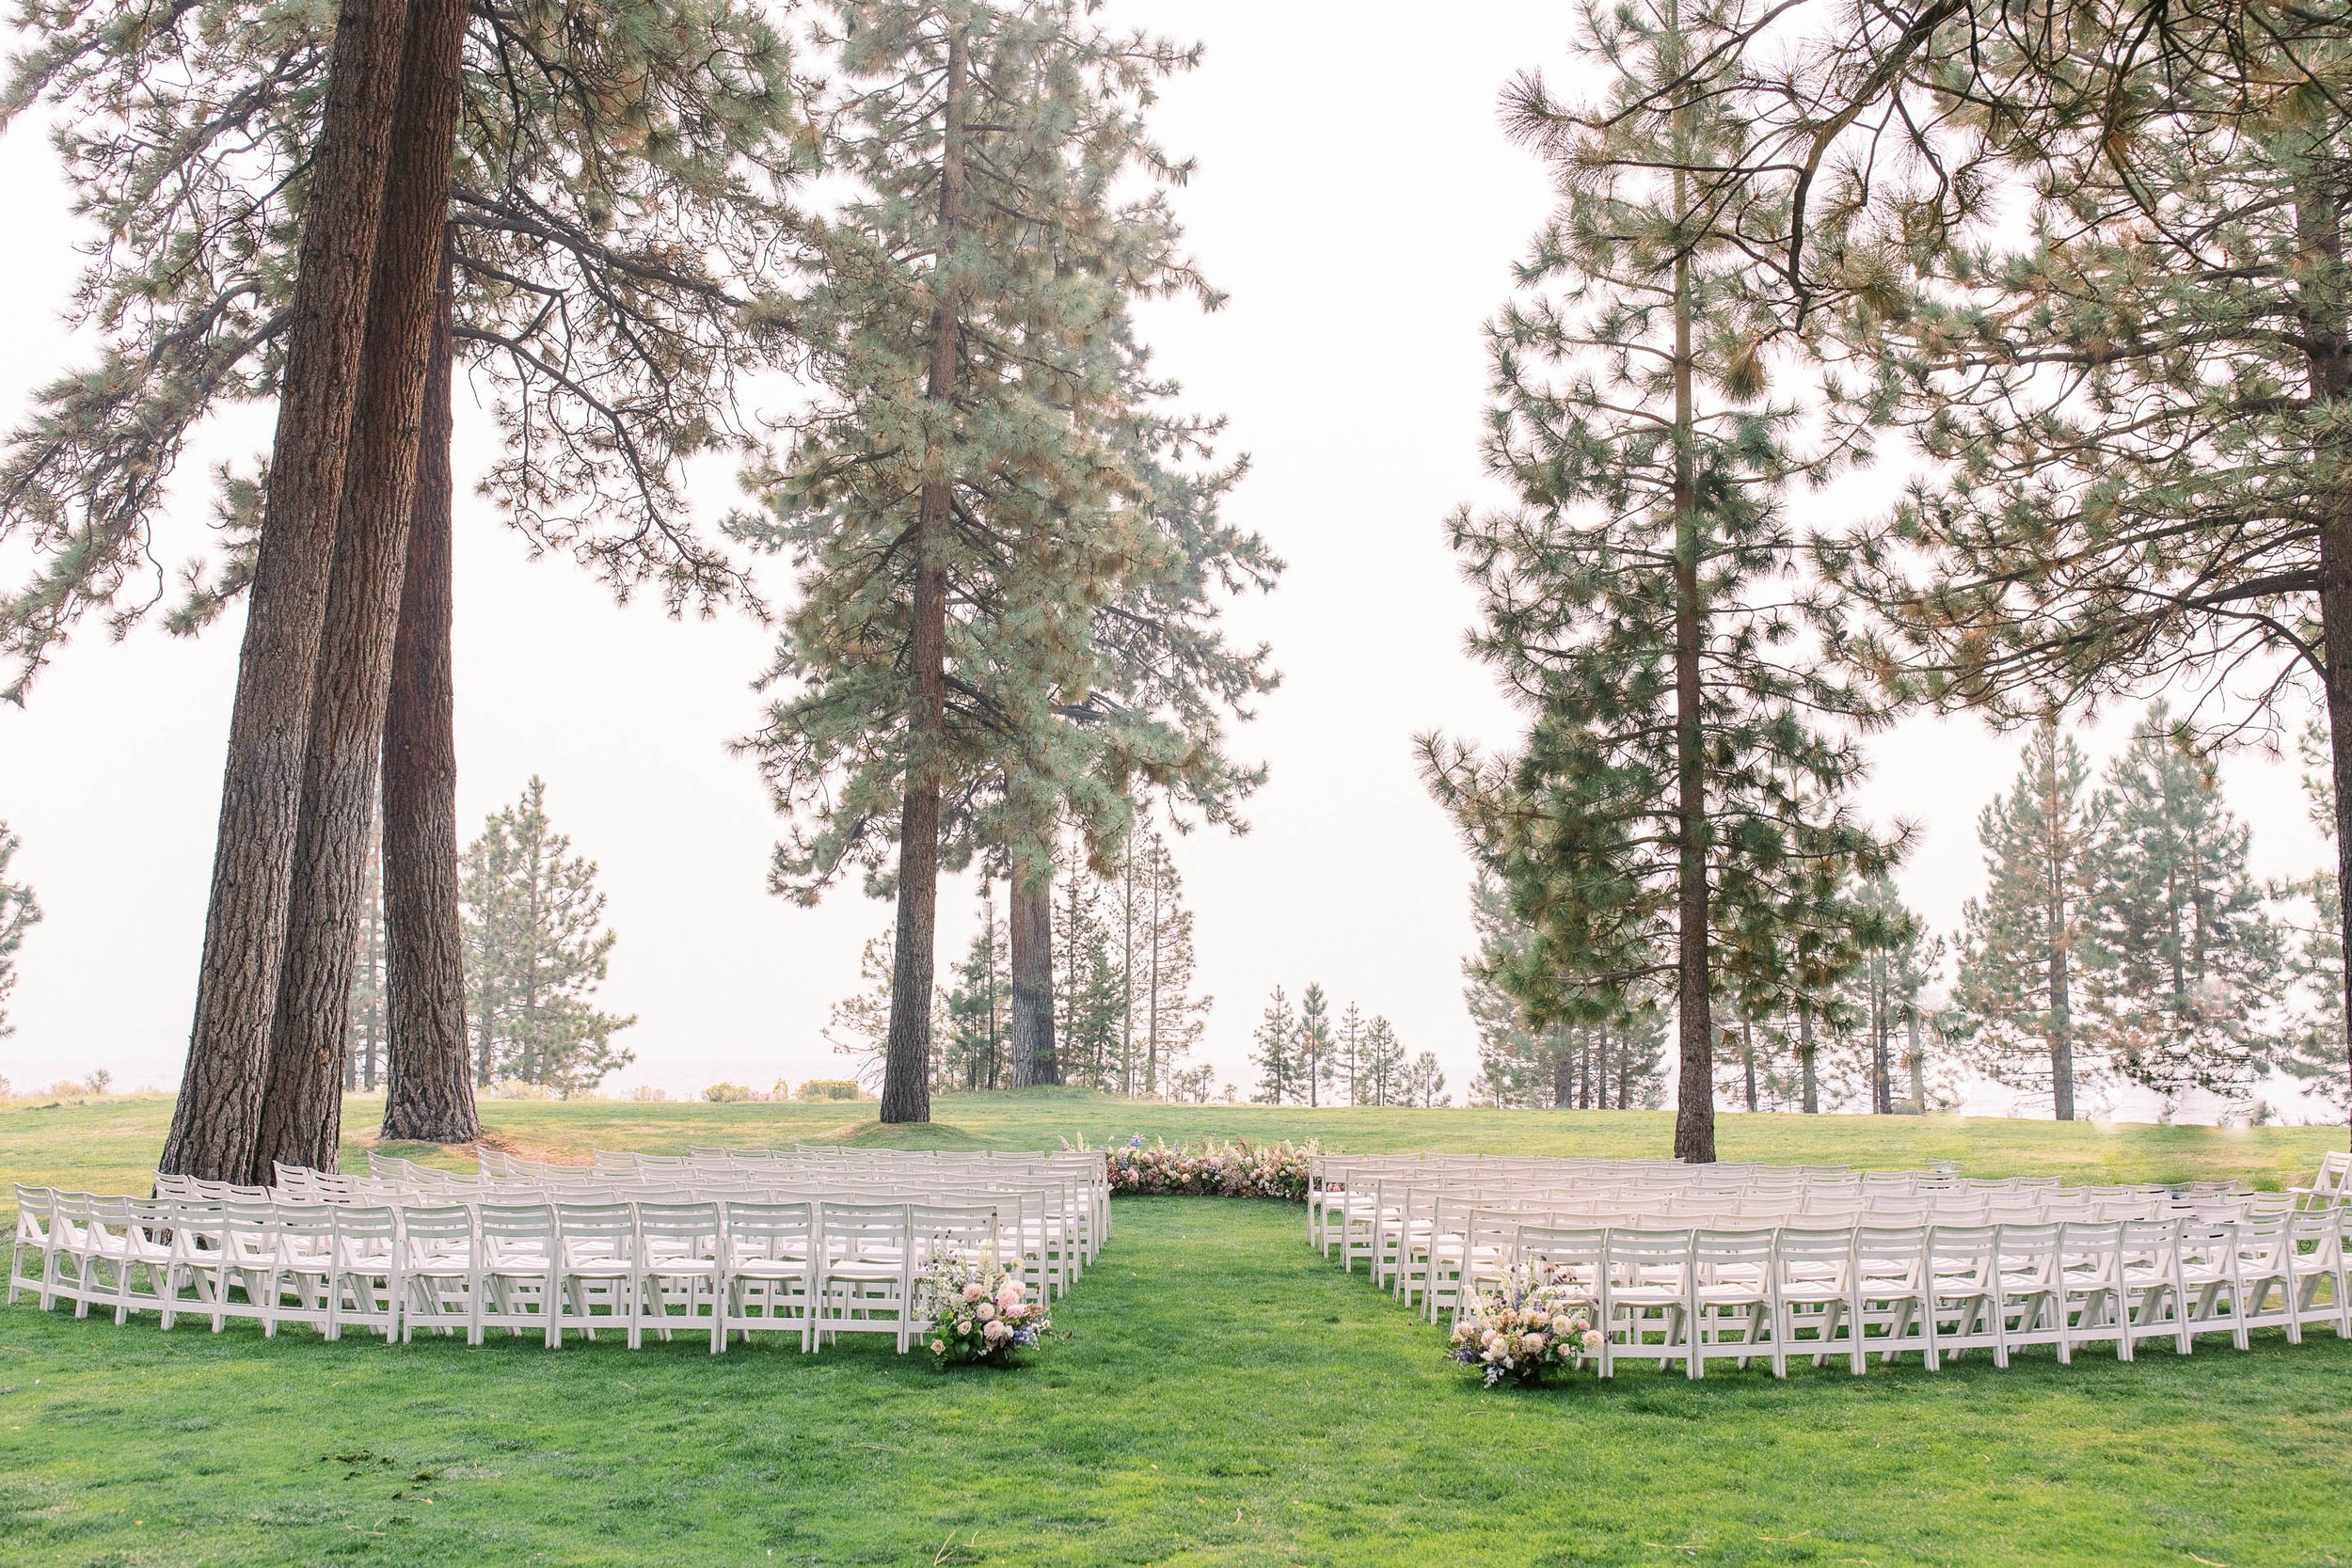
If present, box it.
[4,1092,2349,1566]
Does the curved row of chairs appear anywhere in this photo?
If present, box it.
[8,1147,1111,1354]
[1312,1154,2352,1378]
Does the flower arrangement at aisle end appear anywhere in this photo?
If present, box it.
[1448,1265,1602,1388]
[1089,1135,1316,1201]
[915,1251,1048,1367]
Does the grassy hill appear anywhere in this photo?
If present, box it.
[3,1095,2347,1567]
[4,1088,2344,1200]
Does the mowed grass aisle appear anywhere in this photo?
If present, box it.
[5,1190,2351,1566]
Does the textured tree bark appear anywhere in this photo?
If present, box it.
[251,0,473,1180]
[1009,859,1057,1087]
[1668,230,1715,1164]
[163,0,415,1183]
[2299,183,2352,1148]
[2042,735,2077,1122]
[1551,1032,1574,1109]
[1798,1003,1819,1114]
[879,24,968,1125]
[380,247,479,1146]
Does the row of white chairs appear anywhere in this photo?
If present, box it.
[1457,1213,2352,1378]
[1356,1185,2288,1311]
[11,1188,1026,1354]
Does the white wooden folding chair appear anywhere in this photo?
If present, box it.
[8,1184,56,1306]
[1774,1226,1865,1374]
[1688,1227,1779,1378]
[1854,1224,1936,1369]
[326,1205,402,1341]
[1928,1225,2006,1366]
[399,1204,477,1341]
[552,1201,640,1348]
[2290,1207,2350,1338]
[475,1202,560,1347]
[636,1200,725,1352]
[1605,1227,1692,1375]
[815,1200,912,1351]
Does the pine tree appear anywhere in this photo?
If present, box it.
[0,821,40,1039]
[1809,14,2352,1139]
[1951,721,2098,1118]
[345,805,388,1091]
[459,779,634,1096]
[940,886,1009,1091]
[1334,1002,1369,1106]
[1134,832,1208,1096]
[734,1,1253,1122]
[1421,0,1898,1162]
[1359,1017,1408,1107]
[1841,874,1943,1115]
[1053,857,1124,1090]
[1403,1051,1449,1110]
[2079,706,2282,1102]
[3,1,803,1176]
[1250,987,1298,1105]
[2280,721,2350,1118]
[1295,983,1334,1109]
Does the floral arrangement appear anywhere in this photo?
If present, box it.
[1448,1266,1601,1387]
[1091,1136,1315,1201]
[914,1251,1047,1366]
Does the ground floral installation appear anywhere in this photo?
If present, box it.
[915,1251,1047,1366]
[1449,1265,1601,1388]
[1086,1135,1315,1201]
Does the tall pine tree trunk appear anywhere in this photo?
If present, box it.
[2298,182,2352,1148]
[380,244,479,1146]
[1798,1002,1819,1114]
[2042,734,2077,1121]
[1009,856,1056,1087]
[1668,215,1715,1163]
[251,0,472,1180]
[1551,1031,1574,1108]
[162,0,414,1183]
[879,25,968,1125]
[1906,1008,1926,1111]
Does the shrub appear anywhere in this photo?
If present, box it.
[487,1080,555,1101]
[626,1085,672,1102]
[702,1082,755,1103]
[798,1079,866,1101]
[1097,1137,1315,1201]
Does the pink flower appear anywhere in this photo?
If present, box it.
[1521,1333,1548,1355]
[961,1282,985,1302]
[1581,1329,1604,1353]
[975,1302,996,1323]
[983,1319,1009,1342]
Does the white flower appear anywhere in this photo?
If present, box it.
[1581,1329,1604,1353]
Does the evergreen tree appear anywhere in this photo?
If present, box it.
[1422,0,1897,1161]
[1295,983,1335,1109]
[1133,832,1209,1095]
[735,0,1251,1122]
[1809,10,2352,1137]
[0,821,39,1039]
[1950,721,2098,1118]
[4,0,803,1178]
[940,886,1009,1090]
[459,779,634,1096]
[345,805,387,1091]
[1359,1016,1407,1107]
[1840,874,1943,1115]
[2080,706,2282,1101]
[2280,721,2350,1118]
[1334,1002,1369,1105]
[1250,986,1298,1105]
[1403,1050,1449,1110]
[1054,856,1124,1089]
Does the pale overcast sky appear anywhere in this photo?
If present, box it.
[0,2,2331,1116]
